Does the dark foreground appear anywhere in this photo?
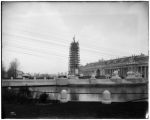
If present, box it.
[2,101,148,119]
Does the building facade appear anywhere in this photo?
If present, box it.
[80,54,148,79]
[69,36,80,75]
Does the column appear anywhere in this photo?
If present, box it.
[133,66,135,72]
[105,69,107,75]
[122,68,124,77]
[108,69,110,74]
[140,66,142,74]
[135,66,138,72]
[120,68,122,77]
[144,66,146,79]
[127,67,129,72]
[142,66,144,78]
[124,68,126,77]
[138,66,140,73]
[121,68,123,77]
[146,66,148,79]
[125,67,128,76]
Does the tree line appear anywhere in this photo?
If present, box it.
[2,59,58,79]
[2,58,20,79]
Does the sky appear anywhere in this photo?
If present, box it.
[2,2,149,74]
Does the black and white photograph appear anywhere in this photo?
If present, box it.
[1,1,149,119]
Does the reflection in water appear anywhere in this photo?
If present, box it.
[70,93,79,101]
[70,89,79,101]
[78,94,101,101]
[9,84,148,102]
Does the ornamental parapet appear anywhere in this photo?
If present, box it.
[126,71,145,83]
[110,70,122,83]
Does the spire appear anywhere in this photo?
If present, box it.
[73,35,75,42]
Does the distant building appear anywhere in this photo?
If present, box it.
[80,54,148,79]
[22,73,31,78]
[16,70,24,78]
[69,36,80,76]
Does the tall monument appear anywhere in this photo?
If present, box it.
[69,36,80,76]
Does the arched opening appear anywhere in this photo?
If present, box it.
[96,69,100,77]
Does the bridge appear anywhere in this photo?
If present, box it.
[2,78,148,103]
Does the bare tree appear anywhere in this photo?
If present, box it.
[7,58,20,78]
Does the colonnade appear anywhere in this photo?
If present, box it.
[104,65,148,79]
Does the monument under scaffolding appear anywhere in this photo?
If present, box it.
[69,36,80,76]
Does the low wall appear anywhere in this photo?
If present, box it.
[68,79,90,85]
[2,78,147,87]
[2,79,56,86]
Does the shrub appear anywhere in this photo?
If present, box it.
[39,93,48,103]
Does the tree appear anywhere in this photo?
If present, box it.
[7,58,20,78]
[2,62,6,78]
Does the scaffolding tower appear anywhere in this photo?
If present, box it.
[69,36,80,76]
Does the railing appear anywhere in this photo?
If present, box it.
[2,77,147,87]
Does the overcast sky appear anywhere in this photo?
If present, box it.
[2,2,149,74]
